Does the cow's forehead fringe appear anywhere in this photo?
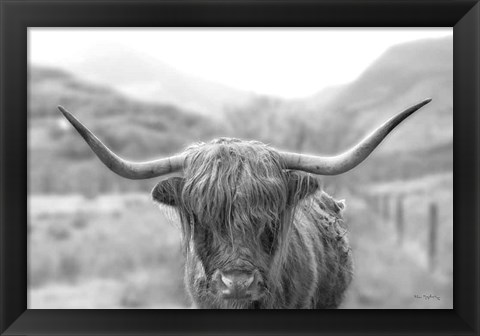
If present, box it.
[184,137,281,166]
[179,138,290,235]
[184,138,286,183]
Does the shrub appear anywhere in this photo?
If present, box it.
[47,225,71,241]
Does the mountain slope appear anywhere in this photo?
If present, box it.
[37,45,255,117]
[29,65,220,154]
[28,65,222,194]
[318,36,453,154]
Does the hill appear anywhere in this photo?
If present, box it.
[28,65,222,194]
[35,45,255,116]
[317,36,452,153]
[295,36,453,183]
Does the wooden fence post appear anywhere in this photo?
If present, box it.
[375,195,381,213]
[429,203,438,271]
[396,196,404,245]
[382,194,390,219]
[373,194,379,213]
[367,194,376,211]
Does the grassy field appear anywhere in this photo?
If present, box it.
[29,193,190,308]
[342,172,453,309]
[364,173,453,277]
[28,173,452,309]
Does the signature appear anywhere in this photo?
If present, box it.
[414,294,440,301]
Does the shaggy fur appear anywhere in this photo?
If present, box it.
[152,138,353,309]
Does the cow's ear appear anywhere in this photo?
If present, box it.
[151,177,185,206]
[286,171,319,205]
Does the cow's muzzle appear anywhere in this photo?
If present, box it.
[213,269,264,300]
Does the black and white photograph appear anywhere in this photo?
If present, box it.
[28,28,453,309]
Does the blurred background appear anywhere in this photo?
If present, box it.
[28,28,453,309]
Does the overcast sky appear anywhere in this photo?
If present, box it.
[29,28,452,98]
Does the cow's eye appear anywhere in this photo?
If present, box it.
[261,227,276,253]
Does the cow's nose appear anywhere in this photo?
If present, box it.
[215,270,263,299]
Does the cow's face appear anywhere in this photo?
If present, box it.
[152,139,318,308]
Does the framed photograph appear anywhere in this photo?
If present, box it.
[1,0,479,335]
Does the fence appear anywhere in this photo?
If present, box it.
[365,192,440,271]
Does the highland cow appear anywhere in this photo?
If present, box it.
[58,98,431,309]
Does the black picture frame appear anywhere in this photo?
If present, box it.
[1,0,479,335]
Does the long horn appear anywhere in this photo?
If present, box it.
[281,98,432,175]
[58,106,184,179]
